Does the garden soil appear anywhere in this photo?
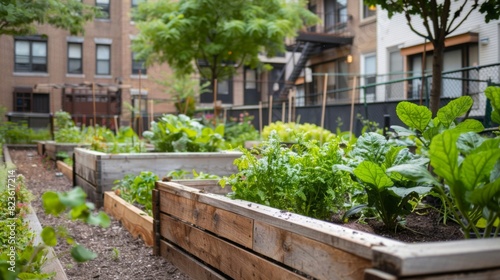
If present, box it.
[10,148,192,280]
[10,148,464,279]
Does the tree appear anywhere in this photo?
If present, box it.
[132,0,318,112]
[365,0,500,116]
[0,0,99,36]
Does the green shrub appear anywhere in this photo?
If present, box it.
[262,121,335,143]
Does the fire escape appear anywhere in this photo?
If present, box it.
[275,7,354,98]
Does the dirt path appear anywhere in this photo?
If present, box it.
[10,148,191,280]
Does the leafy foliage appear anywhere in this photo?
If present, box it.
[0,0,100,36]
[132,0,318,84]
[143,114,225,152]
[0,122,51,144]
[223,112,260,148]
[113,171,158,216]
[485,86,500,125]
[262,121,336,143]
[221,131,350,220]
[334,132,431,229]
[392,96,484,154]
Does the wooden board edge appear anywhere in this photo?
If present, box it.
[103,192,154,246]
[56,160,73,181]
[160,240,228,280]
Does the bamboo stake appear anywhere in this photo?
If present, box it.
[114,115,119,133]
[92,82,96,127]
[349,76,358,140]
[213,79,218,125]
[149,99,154,129]
[138,69,142,135]
[258,101,263,133]
[268,95,273,125]
[282,102,286,122]
[320,73,328,143]
[288,89,293,123]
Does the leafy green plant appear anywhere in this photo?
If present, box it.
[0,122,51,144]
[143,114,225,152]
[113,171,159,216]
[333,132,432,230]
[485,86,500,126]
[223,112,260,148]
[221,131,349,220]
[167,169,220,180]
[391,96,484,155]
[262,121,336,143]
[110,247,120,262]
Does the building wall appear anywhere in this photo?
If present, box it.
[376,2,500,75]
[0,0,176,126]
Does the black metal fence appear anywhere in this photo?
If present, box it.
[224,62,500,136]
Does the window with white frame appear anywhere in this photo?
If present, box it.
[96,44,110,75]
[96,0,110,19]
[362,54,376,102]
[14,37,47,72]
[68,43,83,74]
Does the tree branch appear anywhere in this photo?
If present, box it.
[403,1,432,40]
[446,0,479,35]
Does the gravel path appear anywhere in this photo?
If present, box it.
[9,148,191,280]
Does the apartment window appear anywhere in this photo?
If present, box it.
[132,52,147,75]
[96,44,110,75]
[13,91,49,113]
[68,43,83,74]
[96,0,110,19]
[362,54,377,102]
[362,3,376,19]
[324,0,347,32]
[14,37,47,72]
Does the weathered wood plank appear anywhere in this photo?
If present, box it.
[159,191,253,248]
[401,267,500,280]
[74,162,97,185]
[160,214,307,280]
[253,220,371,280]
[372,239,500,277]
[75,174,100,207]
[156,181,401,260]
[74,148,100,170]
[364,269,398,280]
[103,192,154,246]
[56,160,73,181]
[45,142,89,160]
[160,240,227,280]
[171,179,231,195]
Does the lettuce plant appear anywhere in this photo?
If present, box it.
[143,114,225,152]
[334,133,432,230]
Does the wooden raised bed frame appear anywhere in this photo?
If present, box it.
[44,141,89,161]
[153,181,500,280]
[103,179,230,247]
[73,148,241,207]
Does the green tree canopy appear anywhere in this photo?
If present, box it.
[132,0,318,84]
[365,0,500,116]
[0,0,99,36]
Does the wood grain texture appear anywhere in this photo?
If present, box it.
[156,181,400,260]
[56,160,73,181]
[103,192,154,246]
[253,220,371,280]
[159,191,253,248]
[160,214,307,280]
[171,179,231,195]
[372,238,500,276]
[160,240,227,280]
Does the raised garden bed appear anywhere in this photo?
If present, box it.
[44,141,89,161]
[153,181,500,280]
[56,160,73,181]
[102,179,229,248]
[74,148,241,207]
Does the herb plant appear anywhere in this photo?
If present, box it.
[143,114,225,152]
[113,171,159,215]
[220,131,349,220]
[262,121,336,143]
[334,132,432,229]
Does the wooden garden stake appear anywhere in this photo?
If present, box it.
[349,76,358,140]
[268,95,273,125]
[320,73,328,142]
[258,101,263,133]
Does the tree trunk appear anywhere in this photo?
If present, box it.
[429,40,445,117]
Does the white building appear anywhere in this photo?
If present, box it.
[375,1,500,115]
